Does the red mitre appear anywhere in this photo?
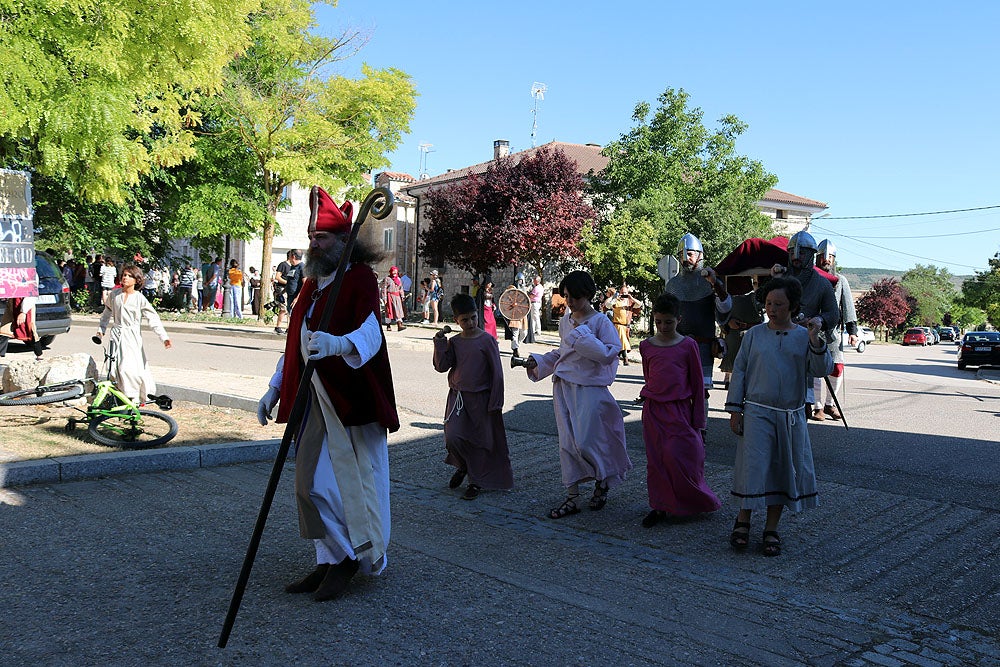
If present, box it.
[309,186,353,234]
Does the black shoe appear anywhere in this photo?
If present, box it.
[641,509,667,528]
[274,327,286,335]
[448,469,467,489]
[313,558,359,602]
[462,484,481,500]
[284,564,330,594]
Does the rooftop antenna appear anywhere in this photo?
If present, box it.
[418,142,434,179]
[530,82,547,147]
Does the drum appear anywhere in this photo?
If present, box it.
[497,287,530,321]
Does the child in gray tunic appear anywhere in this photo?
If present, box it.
[724,276,832,556]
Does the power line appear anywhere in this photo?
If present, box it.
[840,226,1000,240]
[810,222,992,272]
[824,204,1000,220]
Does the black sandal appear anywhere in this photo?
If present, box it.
[549,495,581,519]
[589,480,609,511]
[762,530,781,557]
[730,519,751,550]
[448,469,467,489]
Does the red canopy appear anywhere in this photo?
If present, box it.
[714,236,836,286]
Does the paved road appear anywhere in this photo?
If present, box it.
[1,319,998,665]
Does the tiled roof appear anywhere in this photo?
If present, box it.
[404,143,825,210]
[761,188,827,209]
[377,171,417,184]
[404,141,608,194]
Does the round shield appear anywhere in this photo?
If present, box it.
[498,287,531,321]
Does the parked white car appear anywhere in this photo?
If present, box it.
[855,326,876,353]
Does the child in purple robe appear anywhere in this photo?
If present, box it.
[433,293,513,500]
[521,270,632,519]
[638,293,721,528]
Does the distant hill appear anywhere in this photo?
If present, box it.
[839,268,970,293]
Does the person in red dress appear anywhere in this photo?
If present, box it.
[638,292,721,528]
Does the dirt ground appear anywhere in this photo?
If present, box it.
[0,400,273,463]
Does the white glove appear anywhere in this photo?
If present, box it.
[307,331,354,361]
[257,386,280,426]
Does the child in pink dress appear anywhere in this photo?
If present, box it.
[521,270,632,519]
[433,294,513,500]
[638,293,721,527]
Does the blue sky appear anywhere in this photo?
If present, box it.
[318,1,1000,276]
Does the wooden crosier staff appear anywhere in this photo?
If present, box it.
[218,186,394,648]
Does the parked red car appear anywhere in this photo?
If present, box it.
[902,328,928,346]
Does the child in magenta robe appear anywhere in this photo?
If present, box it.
[638,293,720,528]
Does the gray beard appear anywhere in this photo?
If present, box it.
[303,245,343,280]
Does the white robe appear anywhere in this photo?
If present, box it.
[268,272,390,574]
[98,289,169,401]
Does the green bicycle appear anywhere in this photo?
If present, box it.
[0,333,177,448]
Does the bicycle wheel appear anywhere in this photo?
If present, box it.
[87,409,178,448]
[0,382,85,406]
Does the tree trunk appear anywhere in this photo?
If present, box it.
[257,203,278,322]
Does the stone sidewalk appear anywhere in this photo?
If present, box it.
[2,412,998,666]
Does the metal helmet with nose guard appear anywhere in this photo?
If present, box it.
[677,233,705,272]
[787,230,818,274]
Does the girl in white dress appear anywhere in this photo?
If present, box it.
[98,264,172,402]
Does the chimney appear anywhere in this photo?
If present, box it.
[493,139,510,160]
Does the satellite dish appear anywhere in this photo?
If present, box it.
[657,255,679,282]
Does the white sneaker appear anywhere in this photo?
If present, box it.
[421,319,429,324]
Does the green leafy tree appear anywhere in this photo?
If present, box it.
[211,1,416,316]
[900,264,956,326]
[0,0,258,202]
[948,302,988,332]
[589,87,777,279]
[958,253,1000,327]
[29,172,172,263]
[856,278,909,339]
[154,115,271,258]
[580,206,662,297]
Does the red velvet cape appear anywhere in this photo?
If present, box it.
[714,236,837,285]
[277,264,399,433]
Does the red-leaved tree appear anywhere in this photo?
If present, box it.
[419,147,595,280]
[856,278,910,339]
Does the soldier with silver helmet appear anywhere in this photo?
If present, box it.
[811,239,858,421]
[664,233,733,406]
[771,230,840,413]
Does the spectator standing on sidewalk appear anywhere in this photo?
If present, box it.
[273,249,303,334]
[99,257,117,307]
[247,267,261,315]
[177,264,196,311]
[527,274,543,342]
[0,295,43,360]
[201,257,221,312]
[227,259,244,319]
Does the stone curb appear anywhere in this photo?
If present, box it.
[0,439,280,488]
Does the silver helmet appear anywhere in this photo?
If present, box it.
[787,231,817,274]
[677,233,705,271]
[817,239,837,269]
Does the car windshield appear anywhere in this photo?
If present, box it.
[906,329,923,334]
[966,333,1000,342]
